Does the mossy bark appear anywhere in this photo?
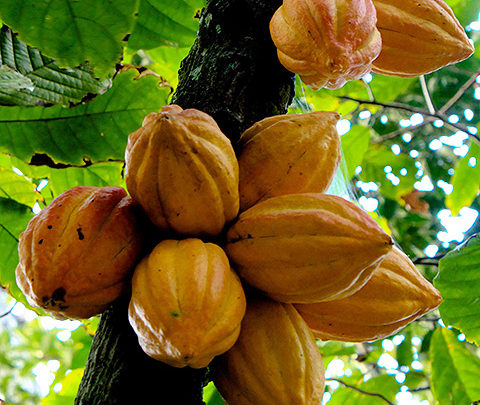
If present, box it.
[75,0,294,403]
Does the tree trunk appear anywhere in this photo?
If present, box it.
[75,0,294,403]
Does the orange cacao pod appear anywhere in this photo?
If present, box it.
[296,247,442,342]
[212,298,325,405]
[128,238,246,368]
[270,0,382,89]
[15,186,144,319]
[125,105,239,236]
[226,193,393,303]
[372,0,474,76]
[238,111,341,211]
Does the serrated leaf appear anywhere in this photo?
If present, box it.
[0,197,33,304]
[0,65,34,91]
[0,69,170,165]
[435,234,480,345]
[341,125,371,179]
[129,0,204,49]
[446,142,480,215]
[430,328,480,405]
[0,26,110,106]
[0,0,139,78]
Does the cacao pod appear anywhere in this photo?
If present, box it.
[269,0,382,89]
[238,111,341,211]
[296,247,442,342]
[15,186,144,319]
[372,0,474,76]
[226,193,393,303]
[128,238,246,368]
[212,297,325,405]
[125,105,239,236]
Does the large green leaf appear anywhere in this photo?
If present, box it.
[446,142,480,215]
[0,26,109,106]
[435,234,480,345]
[0,69,170,165]
[0,197,33,303]
[341,125,371,179]
[430,328,480,405]
[0,0,139,77]
[0,166,38,206]
[128,0,204,50]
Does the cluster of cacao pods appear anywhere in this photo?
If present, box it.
[270,0,475,89]
[15,103,442,404]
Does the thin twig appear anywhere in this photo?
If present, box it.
[338,96,480,144]
[419,75,436,114]
[327,378,395,405]
[409,386,431,393]
[439,69,480,114]
[0,302,17,318]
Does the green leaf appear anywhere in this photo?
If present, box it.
[435,234,480,345]
[0,198,33,303]
[128,0,204,49]
[430,328,480,405]
[341,125,371,179]
[0,69,170,165]
[369,75,415,103]
[0,166,38,206]
[203,382,225,405]
[361,144,417,200]
[328,375,399,405]
[144,46,191,87]
[0,26,110,106]
[0,66,33,91]
[446,142,480,215]
[0,0,139,77]
[42,368,84,405]
[396,331,414,368]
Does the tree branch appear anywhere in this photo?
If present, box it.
[439,69,480,114]
[419,75,436,114]
[338,96,480,144]
[0,302,16,318]
[327,378,395,405]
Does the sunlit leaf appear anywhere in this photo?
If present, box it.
[0,198,33,303]
[128,0,204,49]
[0,166,38,206]
[446,142,480,215]
[435,234,480,345]
[0,69,170,165]
[203,382,225,405]
[341,125,371,179]
[42,368,84,404]
[0,0,139,77]
[430,327,480,405]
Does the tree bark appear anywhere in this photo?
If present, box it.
[75,0,294,403]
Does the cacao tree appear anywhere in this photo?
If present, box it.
[1,0,480,404]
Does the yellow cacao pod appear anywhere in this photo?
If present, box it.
[372,0,474,76]
[128,238,246,368]
[270,0,382,89]
[296,247,442,342]
[15,186,144,319]
[238,111,341,211]
[226,193,393,303]
[212,297,325,405]
[125,105,239,236]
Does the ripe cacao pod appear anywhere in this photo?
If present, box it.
[15,186,144,319]
[296,247,443,342]
[212,297,325,405]
[270,0,382,89]
[226,193,393,303]
[238,111,341,211]
[125,105,239,236]
[128,238,246,368]
[372,0,474,76]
